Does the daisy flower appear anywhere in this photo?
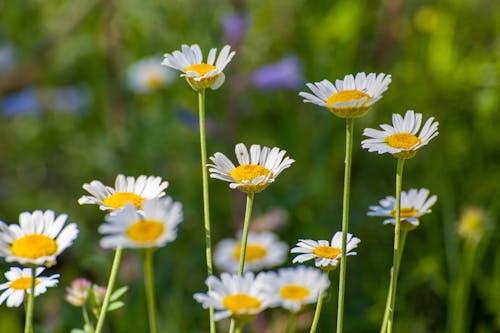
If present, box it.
[0,210,79,266]
[98,197,183,249]
[65,278,92,306]
[368,188,437,230]
[0,267,59,307]
[78,174,169,211]
[299,72,392,118]
[261,266,330,312]
[291,232,360,270]
[208,143,295,193]
[214,231,288,273]
[361,110,439,159]
[193,272,272,322]
[162,44,235,90]
[127,56,175,94]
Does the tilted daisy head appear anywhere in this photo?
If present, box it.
[0,210,79,266]
[78,174,169,211]
[98,197,183,249]
[208,143,295,193]
[361,110,439,159]
[368,188,437,231]
[193,272,272,323]
[0,267,59,307]
[162,44,235,90]
[214,231,288,273]
[299,72,392,118]
[291,232,360,270]
[127,56,175,94]
[261,265,330,313]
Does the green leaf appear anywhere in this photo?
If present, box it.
[71,329,86,333]
[110,286,128,301]
[107,301,125,312]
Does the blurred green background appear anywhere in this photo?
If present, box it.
[0,0,499,332]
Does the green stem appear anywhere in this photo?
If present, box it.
[144,248,158,333]
[336,118,354,333]
[310,288,326,333]
[198,89,216,333]
[24,267,36,333]
[238,192,255,275]
[286,311,298,333]
[82,305,94,333]
[95,247,123,333]
[228,320,236,333]
[385,158,406,333]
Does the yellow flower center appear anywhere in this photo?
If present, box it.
[10,277,40,290]
[312,246,341,259]
[126,219,165,243]
[223,294,261,313]
[391,207,419,218]
[279,285,310,301]
[11,234,58,259]
[184,63,217,76]
[145,74,165,89]
[385,133,421,149]
[326,90,371,105]
[232,243,267,262]
[103,192,144,209]
[230,165,271,183]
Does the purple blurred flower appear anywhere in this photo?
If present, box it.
[251,55,303,90]
[223,12,248,46]
[0,88,39,116]
[43,85,90,113]
[0,43,16,73]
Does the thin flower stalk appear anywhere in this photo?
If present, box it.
[309,288,326,333]
[286,311,299,333]
[24,267,36,333]
[144,248,158,333]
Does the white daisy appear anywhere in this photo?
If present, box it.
[299,72,392,118]
[193,272,272,322]
[0,210,79,266]
[162,44,235,90]
[0,267,59,307]
[78,174,169,211]
[214,231,288,273]
[361,110,439,159]
[208,143,295,193]
[98,197,183,249]
[127,56,175,93]
[368,188,437,230]
[291,232,360,270]
[261,266,330,313]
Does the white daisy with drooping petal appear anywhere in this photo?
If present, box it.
[127,56,175,93]
[162,44,235,90]
[208,143,295,193]
[291,232,360,269]
[98,197,183,249]
[368,188,437,230]
[361,110,439,159]
[193,272,272,322]
[299,72,392,118]
[0,267,59,307]
[78,174,169,211]
[0,210,79,266]
[214,231,288,273]
[261,266,330,312]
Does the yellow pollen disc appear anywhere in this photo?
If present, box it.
[391,207,419,218]
[327,90,371,105]
[279,285,310,301]
[126,219,164,243]
[385,133,421,149]
[11,234,58,259]
[230,164,271,184]
[10,277,40,290]
[184,63,217,76]
[103,192,144,209]
[145,74,164,89]
[232,243,267,262]
[312,246,341,259]
[223,294,261,313]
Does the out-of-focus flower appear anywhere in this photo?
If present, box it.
[291,232,360,270]
[78,174,169,211]
[162,44,235,90]
[127,56,175,94]
[0,88,39,116]
[250,207,288,232]
[0,267,59,307]
[0,210,79,267]
[362,110,439,159]
[214,231,288,273]
[42,85,90,113]
[261,266,330,313]
[65,278,92,306]
[194,272,272,322]
[208,143,294,193]
[251,55,303,90]
[368,188,437,230]
[299,72,391,118]
[458,207,488,243]
[0,43,16,73]
[223,12,248,46]
[98,197,183,249]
